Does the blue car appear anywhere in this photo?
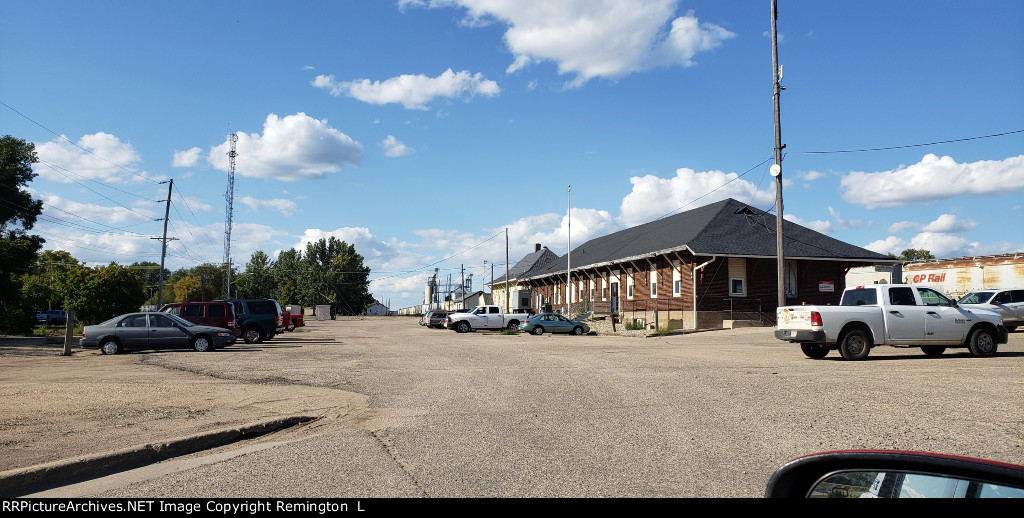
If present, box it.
[518,313,590,336]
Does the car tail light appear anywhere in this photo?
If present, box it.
[810,311,823,327]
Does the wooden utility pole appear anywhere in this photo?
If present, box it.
[771,0,786,308]
[156,179,174,308]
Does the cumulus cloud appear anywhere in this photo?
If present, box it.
[33,132,156,184]
[840,154,1024,209]
[887,220,919,233]
[172,147,202,168]
[784,214,832,234]
[827,206,861,230]
[381,135,415,157]
[619,167,775,227]
[294,227,397,263]
[39,193,156,226]
[920,214,976,234]
[908,232,969,258]
[864,236,906,256]
[404,0,735,88]
[313,69,500,110]
[239,196,298,217]
[207,113,362,181]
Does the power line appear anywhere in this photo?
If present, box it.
[797,129,1024,155]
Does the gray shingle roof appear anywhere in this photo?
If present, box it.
[524,198,892,280]
[492,247,561,284]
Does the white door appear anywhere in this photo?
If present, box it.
[884,286,926,341]
[916,287,966,342]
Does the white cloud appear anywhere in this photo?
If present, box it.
[178,195,212,213]
[207,113,362,181]
[172,147,202,168]
[840,154,1024,209]
[381,135,415,157]
[784,214,832,234]
[313,69,500,110]
[887,220,919,233]
[864,236,906,256]
[33,132,156,184]
[619,167,775,227]
[404,0,735,88]
[39,193,156,226]
[827,206,861,230]
[909,232,969,258]
[802,170,825,182]
[294,227,397,263]
[920,214,976,234]
[239,196,298,217]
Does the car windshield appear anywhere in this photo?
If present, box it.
[959,292,994,304]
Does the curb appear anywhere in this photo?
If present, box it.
[0,415,316,497]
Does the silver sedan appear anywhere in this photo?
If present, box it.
[80,312,236,354]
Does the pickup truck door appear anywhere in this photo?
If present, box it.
[915,287,966,343]
[884,286,927,341]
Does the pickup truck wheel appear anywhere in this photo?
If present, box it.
[839,330,871,360]
[456,321,471,333]
[506,321,519,331]
[920,346,945,357]
[968,328,998,357]
[800,343,829,359]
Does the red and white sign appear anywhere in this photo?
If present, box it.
[819,281,835,293]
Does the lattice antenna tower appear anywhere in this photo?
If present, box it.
[223,132,237,299]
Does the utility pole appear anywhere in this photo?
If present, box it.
[771,0,786,308]
[156,179,175,307]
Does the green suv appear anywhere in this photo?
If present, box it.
[223,299,283,344]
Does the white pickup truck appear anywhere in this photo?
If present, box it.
[775,284,1008,360]
[444,305,529,333]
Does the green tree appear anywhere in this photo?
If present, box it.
[173,275,202,303]
[168,263,233,301]
[236,250,276,299]
[128,261,163,304]
[0,136,45,333]
[273,248,303,305]
[300,237,373,316]
[19,250,83,310]
[888,248,935,262]
[62,263,146,324]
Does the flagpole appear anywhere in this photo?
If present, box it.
[566,184,571,316]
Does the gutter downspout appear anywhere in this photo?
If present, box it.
[692,256,717,330]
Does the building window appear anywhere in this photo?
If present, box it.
[649,269,657,298]
[672,260,681,297]
[730,278,746,297]
[626,269,634,300]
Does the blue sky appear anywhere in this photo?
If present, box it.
[2,0,1022,310]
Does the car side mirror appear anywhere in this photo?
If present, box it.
[766,451,1024,498]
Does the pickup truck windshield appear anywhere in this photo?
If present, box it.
[840,289,878,306]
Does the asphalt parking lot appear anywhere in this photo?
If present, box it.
[1,317,1021,498]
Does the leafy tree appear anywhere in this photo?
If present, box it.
[272,248,303,305]
[236,250,276,299]
[173,275,202,302]
[128,261,163,304]
[168,263,234,301]
[300,237,374,316]
[58,263,146,324]
[19,250,83,310]
[0,136,45,333]
[888,248,935,262]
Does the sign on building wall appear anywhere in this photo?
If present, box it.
[818,281,835,293]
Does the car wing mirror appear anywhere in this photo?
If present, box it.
[766,451,1024,498]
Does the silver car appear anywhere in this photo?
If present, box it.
[80,312,237,354]
[959,288,1024,332]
